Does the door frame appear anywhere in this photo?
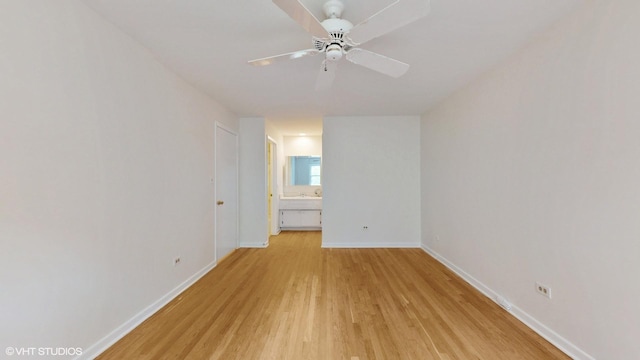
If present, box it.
[214,122,239,263]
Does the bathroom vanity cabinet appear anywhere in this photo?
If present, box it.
[279,197,322,230]
[280,210,321,229]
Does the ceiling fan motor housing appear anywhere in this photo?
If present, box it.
[321,18,353,35]
[320,17,353,62]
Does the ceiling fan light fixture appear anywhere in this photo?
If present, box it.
[326,44,343,61]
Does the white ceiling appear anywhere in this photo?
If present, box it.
[83,0,581,135]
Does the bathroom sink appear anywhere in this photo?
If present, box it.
[279,196,322,209]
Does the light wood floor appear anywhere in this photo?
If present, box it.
[98,231,569,360]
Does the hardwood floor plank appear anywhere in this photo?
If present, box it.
[98,231,569,360]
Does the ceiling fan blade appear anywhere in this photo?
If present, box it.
[315,61,337,90]
[273,0,330,39]
[346,48,409,78]
[347,0,430,45]
[248,49,320,66]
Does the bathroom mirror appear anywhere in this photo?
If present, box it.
[286,156,321,186]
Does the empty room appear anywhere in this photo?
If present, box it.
[2,0,639,359]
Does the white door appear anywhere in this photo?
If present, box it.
[215,124,238,262]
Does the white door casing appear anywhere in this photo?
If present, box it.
[267,137,279,237]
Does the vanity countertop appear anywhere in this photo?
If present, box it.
[280,196,322,200]
[279,197,322,210]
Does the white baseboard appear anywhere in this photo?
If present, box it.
[79,261,217,360]
[239,242,269,248]
[280,227,322,231]
[322,242,420,248]
[421,245,594,360]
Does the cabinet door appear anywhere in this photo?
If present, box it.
[281,210,321,227]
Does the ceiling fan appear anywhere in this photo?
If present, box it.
[248,0,430,89]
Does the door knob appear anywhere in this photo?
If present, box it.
[217,200,224,205]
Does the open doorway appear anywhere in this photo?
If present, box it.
[265,118,322,241]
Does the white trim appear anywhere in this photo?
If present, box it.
[421,245,595,360]
[322,242,420,248]
[80,261,217,360]
[267,137,279,239]
[239,242,269,248]
[281,227,322,231]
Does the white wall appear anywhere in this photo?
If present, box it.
[0,1,238,358]
[238,118,268,247]
[420,1,640,359]
[283,136,322,156]
[323,116,421,247]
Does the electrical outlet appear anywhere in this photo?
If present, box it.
[174,257,181,266]
[362,225,369,230]
[535,282,551,299]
